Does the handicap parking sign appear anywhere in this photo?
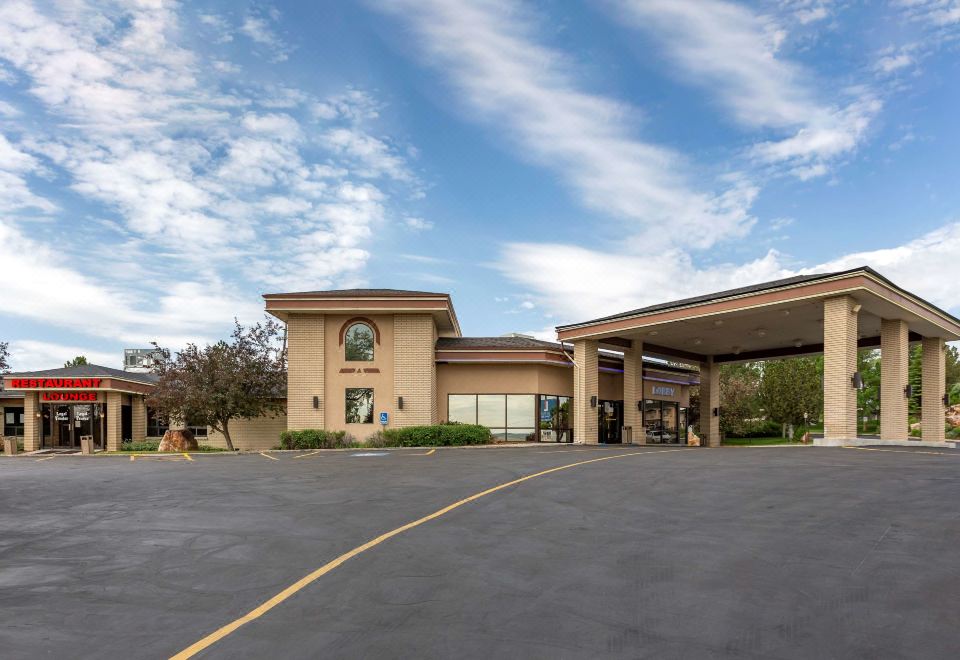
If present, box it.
[379,411,389,425]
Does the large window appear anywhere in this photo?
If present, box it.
[344,323,375,361]
[644,399,680,444]
[4,407,25,437]
[146,409,208,438]
[538,395,572,443]
[346,388,374,424]
[447,394,536,441]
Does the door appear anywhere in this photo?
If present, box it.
[598,400,623,444]
[54,405,73,448]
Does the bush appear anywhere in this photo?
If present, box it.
[279,429,354,449]
[121,440,161,452]
[380,424,492,447]
[727,419,782,439]
[947,426,960,440]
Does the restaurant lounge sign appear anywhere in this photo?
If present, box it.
[8,378,102,402]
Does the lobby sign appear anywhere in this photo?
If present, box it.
[652,385,676,397]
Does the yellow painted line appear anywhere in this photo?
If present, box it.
[843,446,954,456]
[259,452,279,461]
[35,455,57,462]
[170,447,688,659]
[182,453,194,462]
[294,451,322,459]
[130,455,136,462]
[416,448,436,456]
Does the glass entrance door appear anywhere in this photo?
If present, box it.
[598,400,623,444]
[644,400,680,444]
[53,405,74,448]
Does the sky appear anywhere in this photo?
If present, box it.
[1,0,959,370]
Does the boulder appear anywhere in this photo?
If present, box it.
[158,429,198,452]
[946,404,960,429]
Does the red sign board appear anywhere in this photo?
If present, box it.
[9,378,102,389]
[42,392,99,402]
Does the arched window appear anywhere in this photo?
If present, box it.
[344,322,375,361]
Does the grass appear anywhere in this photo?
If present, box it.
[722,436,804,446]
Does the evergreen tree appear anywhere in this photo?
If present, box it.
[908,345,923,417]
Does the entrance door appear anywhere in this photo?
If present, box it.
[54,405,73,448]
[598,400,623,443]
[644,400,680,444]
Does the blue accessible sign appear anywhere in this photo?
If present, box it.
[379,411,389,425]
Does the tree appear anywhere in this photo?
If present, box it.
[758,357,823,435]
[147,319,287,451]
[908,345,923,417]
[946,344,960,393]
[719,363,761,437]
[63,355,88,368]
[857,350,881,432]
[0,341,9,374]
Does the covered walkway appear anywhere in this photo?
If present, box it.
[556,267,960,447]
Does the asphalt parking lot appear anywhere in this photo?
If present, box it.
[2,445,959,659]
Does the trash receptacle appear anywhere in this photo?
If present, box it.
[2,436,18,456]
[80,435,94,455]
[622,426,632,445]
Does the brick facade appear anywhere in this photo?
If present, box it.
[921,336,946,442]
[131,395,147,443]
[393,314,437,427]
[622,343,644,443]
[573,339,599,444]
[699,356,720,447]
[823,296,859,441]
[880,318,909,440]
[22,392,39,452]
[287,314,325,431]
[106,391,123,451]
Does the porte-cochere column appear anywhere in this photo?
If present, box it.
[823,296,859,442]
[572,339,598,444]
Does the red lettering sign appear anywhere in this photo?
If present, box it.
[9,378,102,389]
[41,392,99,402]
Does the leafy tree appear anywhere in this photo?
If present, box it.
[719,363,761,437]
[0,341,9,374]
[147,319,287,451]
[857,350,881,432]
[758,357,823,434]
[908,345,923,417]
[951,382,960,407]
[63,355,88,368]
[946,344,960,393]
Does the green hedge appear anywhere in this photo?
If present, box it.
[377,424,492,447]
[279,429,354,449]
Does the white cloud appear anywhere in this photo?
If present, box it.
[612,0,880,178]
[371,0,756,249]
[897,0,960,26]
[403,217,434,231]
[496,221,960,323]
[0,1,426,355]
[8,340,121,372]
[240,10,291,62]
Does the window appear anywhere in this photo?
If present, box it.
[539,395,572,443]
[344,323,375,361]
[4,407,25,437]
[446,394,536,442]
[346,388,374,424]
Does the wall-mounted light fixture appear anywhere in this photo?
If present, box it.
[904,384,913,399]
[712,407,719,417]
[312,396,321,409]
[851,372,864,390]
[590,395,597,408]
[637,401,643,411]
[398,396,404,410]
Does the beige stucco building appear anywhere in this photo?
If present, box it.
[3,266,957,452]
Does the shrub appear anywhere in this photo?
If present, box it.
[727,419,782,439]
[279,429,353,449]
[195,445,228,452]
[380,424,492,447]
[947,426,960,440]
[121,440,161,452]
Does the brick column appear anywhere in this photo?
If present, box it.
[287,314,325,430]
[131,395,147,443]
[699,357,720,446]
[394,314,436,427]
[880,319,909,441]
[622,342,644,444]
[106,391,123,451]
[573,339,599,444]
[922,336,946,442]
[823,296,859,442]
[23,392,40,451]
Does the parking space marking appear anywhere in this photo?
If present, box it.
[259,452,279,461]
[35,455,58,462]
[171,447,689,659]
[416,449,436,456]
[182,453,194,462]
[293,451,322,459]
[844,446,956,456]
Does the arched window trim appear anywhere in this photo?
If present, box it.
[339,317,381,346]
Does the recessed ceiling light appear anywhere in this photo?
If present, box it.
[793,339,803,348]
[756,328,767,338]
[648,330,658,336]
[693,338,703,345]
[713,319,724,327]
[782,309,791,316]
[732,346,742,355]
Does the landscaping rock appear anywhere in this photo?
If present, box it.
[946,404,960,429]
[158,429,198,452]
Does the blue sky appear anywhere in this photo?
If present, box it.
[1,0,959,369]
